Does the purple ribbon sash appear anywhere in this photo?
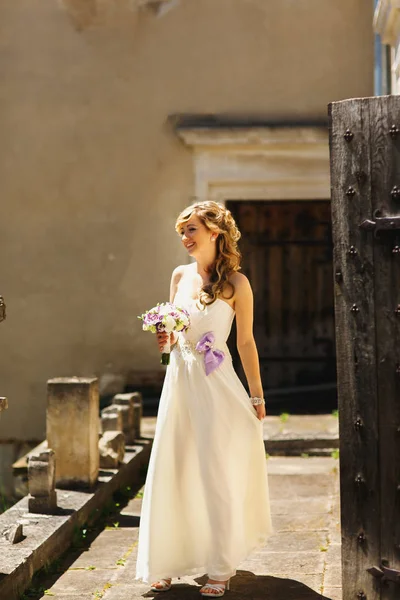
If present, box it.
[195,331,225,376]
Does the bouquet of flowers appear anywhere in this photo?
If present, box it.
[138,302,190,365]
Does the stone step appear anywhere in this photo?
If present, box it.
[264,414,339,455]
[0,439,152,600]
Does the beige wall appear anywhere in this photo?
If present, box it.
[0,0,374,440]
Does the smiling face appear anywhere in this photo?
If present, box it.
[179,214,216,257]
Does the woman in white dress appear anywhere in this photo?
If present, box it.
[135,201,272,597]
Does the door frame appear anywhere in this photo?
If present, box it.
[175,122,330,202]
[175,120,334,409]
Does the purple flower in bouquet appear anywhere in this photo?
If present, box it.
[143,312,160,326]
[138,302,190,365]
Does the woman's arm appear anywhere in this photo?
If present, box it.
[169,266,184,347]
[233,273,266,420]
[169,266,184,303]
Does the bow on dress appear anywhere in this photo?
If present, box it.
[195,331,225,376]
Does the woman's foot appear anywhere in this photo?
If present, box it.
[150,578,172,592]
[200,579,230,597]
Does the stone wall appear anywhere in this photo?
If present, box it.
[0,0,374,441]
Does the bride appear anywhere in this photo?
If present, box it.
[135,201,272,597]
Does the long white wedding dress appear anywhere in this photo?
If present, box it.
[135,290,272,584]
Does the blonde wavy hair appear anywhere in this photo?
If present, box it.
[175,201,242,307]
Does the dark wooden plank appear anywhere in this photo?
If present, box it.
[370,96,400,600]
[287,241,302,384]
[329,98,380,600]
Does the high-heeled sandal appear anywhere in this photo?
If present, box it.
[200,579,230,597]
[150,578,172,592]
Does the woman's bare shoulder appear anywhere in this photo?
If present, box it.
[171,264,189,284]
[229,271,251,293]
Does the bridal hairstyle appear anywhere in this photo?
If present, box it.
[175,201,242,306]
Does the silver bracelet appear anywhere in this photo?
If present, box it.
[250,396,265,406]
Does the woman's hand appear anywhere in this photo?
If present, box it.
[156,331,176,352]
[254,402,266,421]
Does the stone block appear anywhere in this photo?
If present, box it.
[47,377,99,489]
[28,491,58,514]
[131,391,143,438]
[2,523,24,544]
[101,406,124,433]
[133,403,142,438]
[112,393,133,407]
[28,450,56,497]
[324,562,342,587]
[323,588,342,600]
[111,394,137,444]
[99,431,125,469]
[27,449,57,514]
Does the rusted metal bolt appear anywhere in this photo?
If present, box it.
[390,124,400,139]
[344,128,354,142]
[351,304,360,314]
[354,418,363,431]
[391,185,400,200]
[355,475,364,485]
[393,246,400,255]
[357,532,366,545]
[348,246,358,256]
[357,591,367,600]
[346,186,356,198]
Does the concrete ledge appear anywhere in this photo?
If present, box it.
[265,437,339,456]
[141,415,339,456]
[264,415,339,456]
[0,439,152,600]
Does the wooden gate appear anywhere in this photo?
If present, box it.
[227,200,336,412]
[329,96,400,600]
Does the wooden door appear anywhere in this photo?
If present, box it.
[329,96,400,600]
[227,200,336,412]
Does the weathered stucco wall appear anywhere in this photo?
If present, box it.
[0,0,373,440]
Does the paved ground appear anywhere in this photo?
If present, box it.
[33,455,342,600]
